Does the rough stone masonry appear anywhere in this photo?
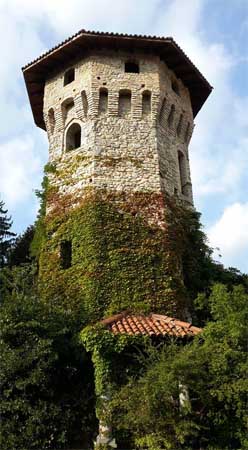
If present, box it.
[22,30,212,318]
[43,49,194,204]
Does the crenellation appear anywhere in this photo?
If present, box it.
[42,48,195,205]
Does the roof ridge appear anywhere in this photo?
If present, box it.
[100,310,130,326]
[22,28,212,88]
[151,313,195,329]
[22,29,174,71]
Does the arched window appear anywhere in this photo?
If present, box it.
[168,104,175,128]
[172,79,180,95]
[48,108,55,134]
[81,91,88,118]
[61,98,74,123]
[118,90,131,117]
[184,122,190,143]
[177,114,183,137]
[159,97,167,125]
[66,123,81,151]
[142,90,151,116]
[125,62,139,73]
[98,88,108,115]
[178,151,186,194]
[64,68,75,86]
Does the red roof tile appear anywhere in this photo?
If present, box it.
[101,311,202,338]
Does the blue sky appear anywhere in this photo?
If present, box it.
[0,0,247,272]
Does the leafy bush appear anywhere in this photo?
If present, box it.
[0,288,97,449]
[110,284,248,449]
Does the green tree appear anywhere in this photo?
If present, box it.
[8,225,34,267]
[111,284,248,449]
[0,289,97,450]
[0,199,16,268]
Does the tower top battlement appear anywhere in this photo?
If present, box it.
[22,30,212,205]
[22,29,212,130]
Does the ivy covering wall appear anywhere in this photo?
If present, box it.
[34,166,198,324]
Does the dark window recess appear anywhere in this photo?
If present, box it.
[172,80,180,95]
[48,108,55,134]
[81,91,88,117]
[178,151,186,193]
[74,130,81,148]
[60,241,72,269]
[177,114,183,136]
[125,62,139,73]
[168,104,175,127]
[64,68,75,86]
[184,122,190,143]
[142,91,151,116]
[118,90,131,117]
[98,88,108,114]
[159,98,167,124]
[66,123,81,150]
[62,99,74,123]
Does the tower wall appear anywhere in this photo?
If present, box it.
[36,49,195,321]
[43,50,194,206]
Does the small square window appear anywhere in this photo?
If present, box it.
[125,62,139,73]
[64,68,75,86]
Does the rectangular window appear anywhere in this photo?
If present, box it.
[118,90,131,117]
[60,240,72,269]
[125,62,139,73]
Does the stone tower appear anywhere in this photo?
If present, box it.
[23,30,212,321]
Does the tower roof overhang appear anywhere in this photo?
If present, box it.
[22,29,213,130]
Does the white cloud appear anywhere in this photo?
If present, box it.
[0,135,45,208]
[191,135,248,197]
[0,0,247,271]
[1,0,160,38]
[208,203,248,272]
[151,1,247,208]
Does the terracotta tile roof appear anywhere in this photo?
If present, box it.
[22,29,212,130]
[101,311,202,338]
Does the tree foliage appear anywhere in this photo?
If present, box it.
[110,284,248,449]
[8,225,35,267]
[1,189,248,449]
[0,199,16,268]
[0,287,97,450]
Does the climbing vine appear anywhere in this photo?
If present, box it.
[80,322,148,426]
[36,186,195,323]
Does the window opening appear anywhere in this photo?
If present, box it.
[48,108,55,134]
[142,90,151,116]
[159,98,167,125]
[98,88,108,115]
[81,91,88,117]
[62,98,74,123]
[177,114,183,137]
[66,123,81,151]
[125,62,139,73]
[60,240,72,269]
[172,79,180,95]
[64,68,75,86]
[118,90,131,117]
[184,122,190,143]
[178,151,186,194]
[168,105,175,127]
